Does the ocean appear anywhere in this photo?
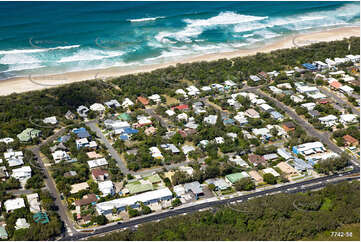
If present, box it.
[0,1,359,80]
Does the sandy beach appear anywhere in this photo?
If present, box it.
[0,26,359,96]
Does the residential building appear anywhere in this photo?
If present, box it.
[262,167,280,177]
[276,162,299,176]
[277,83,292,89]
[225,172,250,185]
[270,111,284,121]
[215,137,224,144]
[98,180,115,196]
[343,135,359,147]
[245,109,260,119]
[17,128,41,142]
[91,168,109,182]
[318,115,338,127]
[149,147,163,159]
[339,85,354,95]
[160,144,180,153]
[248,170,263,184]
[105,99,121,109]
[4,198,25,212]
[340,114,358,125]
[184,181,203,196]
[177,113,188,121]
[26,193,41,213]
[149,94,161,103]
[249,75,261,82]
[96,188,173,215]
[204,115,217,125]
[52,150,71,163]
[75,194,97,207]
[173,185,186,197]
[0,226,8,240]
[248,154,266,166]
[259,103,274,112]
[205,178,230,191]
[263,153,279,161]
[277,148,293,160]
[165,109,176,116]
[65,110,76,120]
[77,105,89,117]
[252,128,271,140]
[87,158,108,169]
[229,155,249,168]
[90,103,105,112]
[43,116,57,125]
[282,121,296,132]
[292,158,313,171]
[137,96,149,106]
[301,102,316,111]
[12,166,32,181]
[15,218,30,230]
[70,182,90,194]
[292,142,325,156]
[290,94,305,103]
[182,145,195,155]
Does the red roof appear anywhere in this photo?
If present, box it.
[330,81,342,89]
[74,194,97,206]
[248,154,266,165]
[343,135,359,145]
[91,168,109,178]
[317,98,329,104]
[137,96,149,105]
[173,104,189,110]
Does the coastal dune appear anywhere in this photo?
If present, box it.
[0,26,359,96]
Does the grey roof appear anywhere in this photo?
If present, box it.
[270,111,284,120]
[184,181,203,195]
[277,148,293,160]
[292,158,313,171]
[263,153,279,161]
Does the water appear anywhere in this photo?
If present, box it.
[0,1,359,80]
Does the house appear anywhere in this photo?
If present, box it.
[4,149,24,167]
[137,96,149,106]
[0,137,14,144]
[160,144,180,153]
[184,181,203,196]
[343,135,359,146]
[234,112,248,126]
[122,98,134,108]
[301,102,316,111]
[201,86,212,92]
[12,166,32,181]
[75,194,98,207]
[226,132,238,141]
[313,61,328,70]
[267,70,280,77]
[277,148,293,160]
[211,83,224,92]
[306,91,327,100]
[15,218,30,230]
[215,137,224,144]
[277,83,292,89]
[43,116,57,125]
[98,180,115,196]
[173,104,189,111]
[77,105,89,117]
[4,198,25,212]
[70,182,90,194]
[52,150,71,163]
[96,188,172,215]
[17,128,41,142]
[290,94,305,103]
[26,193,41,213]
[318,115,338,127]
[91,168,109,182]
[175,89,187,97]
[263,153,279,161]
[149,147,163,159]
[149,94,161,103]
[282,121,296,132]
[292,158,313,171]
[173,185,186,197]
[204,115,217,125]
[73,127,91,138]
[65,110,76,120]
[145,126,157,136]
[76,138,90,149]
[245,109,260,119]
[225,172,250,185]
[64,171,77,177]
[260,103,274,112]
[199,140,209,148]
[345,54,360,63]
[276,162,299,176]
[302,63,317,71]
[339,85,354,95]
[308,110,320,118]
[292,142,325,156]
[252,128,271,140]
[87,158,108,169]
[90,103,105,112]
[105,99,121,109]
[87,151,103,159]
[224,80,237,89]
[269,86,283,94]
[186,86,200,96]
[249,75,261,82]
[182,145,195,155]
[329,80,342,90]
[177,113,188,121]
[0,166,8,180]
[270,111,284,121]
[248,170,263,183]
[165,109,176,117]
[104,120,131,131]
[229,155,249,167]
[340,114,358,124]
[262,168,280,177]
[248,154,266,166]
[205,178,230,191]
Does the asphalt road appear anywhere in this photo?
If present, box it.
[86,121,131,175]
[61,167,359,241]
[252,89,359,167]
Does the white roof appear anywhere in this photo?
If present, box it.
[179,166,194,175]
[96,188,172,213]
[340,114,357,123]
[105,99,121,108]
[201,86,211,91]
[296,142,324,153]
[43,116,57,124]
[70,182,89,194]
[87,158,108,169]
[339,85,354,93]
[26,193,41,213]
[4,198,25,212]
[98,180,114,195]
[260,103,273,111]
[301,102,316,110]
[177,113,188,120]
[165,110,176,116]
[252,128,271,137]
[319,114,338,122]
[297,85,319,93]
[0,137,14,144]
[215,137,224,144]
[149,94,161,101]
[122,98,134,107]
[182,145,195,155]
[90,103,105,112]
[173,185,185,196]
[262,168,280,177]
[204,115,217,125]
[12,166,32,180]
[175,89,187,95]
[15,218,30,230]
[276,83,292,89]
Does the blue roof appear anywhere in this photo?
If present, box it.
[270,111,284,119]
[72,127,86,134]
[302,63,317,70]
[123,127,139,134]
[223,118,235,125]
[119,135,129,141]
[77,130,90,139]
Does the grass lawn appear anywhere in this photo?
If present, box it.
[163,94,179,105]
[303,224,360,241]
[320,198,332,211]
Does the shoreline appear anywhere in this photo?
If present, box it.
[0,26,359,96]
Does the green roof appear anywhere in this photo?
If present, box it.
[225,172,248,184]
[33,212,49,224]
[143,174,162,184]
[125,182,153,194]
[118,113,131,121]
[0,226,8,239]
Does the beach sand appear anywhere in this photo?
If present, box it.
[0,26,359,96]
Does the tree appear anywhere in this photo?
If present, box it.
[171,198,182,207]
[93,215,108,225]
[234,178,256,191]
[263,173,277,184]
